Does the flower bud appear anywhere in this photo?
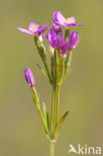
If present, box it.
[68,32,79,50]
[47,29,63,49]
[24,68,35,87]
[60,41,68,56]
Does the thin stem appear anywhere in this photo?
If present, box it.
[56,85,60,125]
[51,85,56,135]
[50,141,54,156]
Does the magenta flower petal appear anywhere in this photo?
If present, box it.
[37,24,48,35]
[65,23,85,28]
[53,11,67,26]
[18,27,33,35]
[24,68,35,87]
[68,32,79,50]
[69,17,75,24]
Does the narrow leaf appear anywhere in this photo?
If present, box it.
[42,102,50,133]
[36,64,49,80]
[52,110,70,140]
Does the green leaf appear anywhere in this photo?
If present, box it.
[52,110,70,140]
[42,102,50,134]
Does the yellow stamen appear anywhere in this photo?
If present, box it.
[66,18,70,24]
[30,25,37,31]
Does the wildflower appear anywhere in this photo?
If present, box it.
[24,68,35,87]
[68,32,79,50]
[53,11,84,28]
[18,22,47,36]
[47,29,63,49]
[60,41,68,56]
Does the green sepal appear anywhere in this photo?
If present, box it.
[54,49,60,83]
[62,50,73,82]
[52,110,70,140]
[42,102,50,134]
[59,57,65,83]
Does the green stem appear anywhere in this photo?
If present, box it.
[50,141,54,156]
[56,85,60,125]
[51,85,56,135]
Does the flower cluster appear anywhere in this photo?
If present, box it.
[18,11,84,86]
[18,11,84,156]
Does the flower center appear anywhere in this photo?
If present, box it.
[66,18,70,24]
[30,25,37,31]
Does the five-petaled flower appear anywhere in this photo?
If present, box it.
[53,11,84,29]
[18,22,47,36]
[24,68,35,87]
[68,32,79,50]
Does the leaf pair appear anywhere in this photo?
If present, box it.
[42,102,69,141]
